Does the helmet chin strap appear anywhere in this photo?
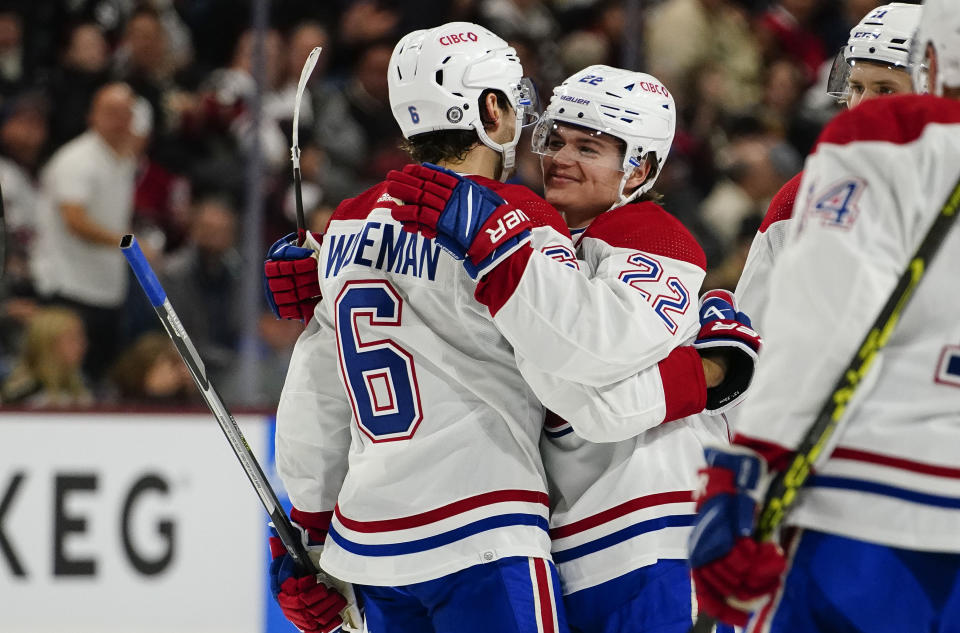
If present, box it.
[475,109,523,182]
[607,155,650,211]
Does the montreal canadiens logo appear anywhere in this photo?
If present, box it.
[446,107,463,123]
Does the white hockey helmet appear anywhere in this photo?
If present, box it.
[910,0,960,95]
[388,22,538,179]
[531,64,675,208]
[827,3,921,100]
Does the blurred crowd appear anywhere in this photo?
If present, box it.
[0,0,899,408]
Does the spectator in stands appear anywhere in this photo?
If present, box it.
[45,22,110,150]
[645,0,763,111]
[108,331,195,405]
[0,8,25,98]
[700,134,800,250]
[1,306,91,407]
[189,27,287,197]
[314,39,407,200]
[755,0,828,82]
[160,196,241,390]
[0,92,49,299]
[33,82,145,385]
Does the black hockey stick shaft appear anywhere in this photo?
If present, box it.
[119,234,317,576]
[291,47,322,246]
[691,174,960,633]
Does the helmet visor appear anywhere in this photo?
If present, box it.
[826,48,852,100]
[515,77,541,127]
[909,35,930,94]
[531,117,628,171]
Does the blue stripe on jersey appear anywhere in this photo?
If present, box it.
[327,513,550,556]
[552,514,695,564]
[545,427,574,438]
[809,475,960,509]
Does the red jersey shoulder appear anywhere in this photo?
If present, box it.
[815,94,960,149]
[332,181,394,222]
[583,202,707,270]
[760,171,802,233]
[468,176,570,237]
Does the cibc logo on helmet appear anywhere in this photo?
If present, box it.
[439,32,479,46]
[446,107,463,123]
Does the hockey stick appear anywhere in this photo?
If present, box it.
[292,46,322,245]
[691,173,960,633]
[119,234,317,575]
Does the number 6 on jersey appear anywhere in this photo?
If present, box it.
[335,280,423,442]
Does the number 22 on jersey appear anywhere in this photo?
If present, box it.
[617,252,690,334]
[335,280,424,442]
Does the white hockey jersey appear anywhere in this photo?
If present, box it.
[276,176,575,586]
[732,94,960,553]
[735,171,803,334]
[498,202,728,595]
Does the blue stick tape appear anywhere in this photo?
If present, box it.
[120,234,167,307]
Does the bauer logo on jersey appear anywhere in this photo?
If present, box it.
[809,178,867,229]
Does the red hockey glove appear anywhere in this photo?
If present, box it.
[693,289,762,414]
[264,231,323,324]
[268,514,362,632]
[688,445,787,627]
[386,163,532,279]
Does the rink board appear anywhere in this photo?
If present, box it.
[0,411,296,633]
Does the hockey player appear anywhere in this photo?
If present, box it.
[687,0,960,629]
[735,2,921,329]
[383,65,758,632]
[264,30,755,633]
[264,22,574,633]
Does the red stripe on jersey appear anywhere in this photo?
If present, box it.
[658,346,707,423]
[831,446,960,479]
[333,489,550,533]
[732,433,795,472]
[544,411,569,429]
[814,94,960,150]
[581,202,707,270]
[332,181,398,222]
[549,490,694,539]
[475,243,533,316]
[533,558,556,633]
[760,172,802,233]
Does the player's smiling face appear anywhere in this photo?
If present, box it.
[846,62,913,109]
[541,124,627,227]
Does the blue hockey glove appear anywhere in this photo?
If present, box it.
[385,163,532,279]
[694,289,762,414]
[689,445,785,627]
[264,231,322,323]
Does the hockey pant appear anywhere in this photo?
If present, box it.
[748,528,960,633]
[354,555,569,633]
[563,559,735,633]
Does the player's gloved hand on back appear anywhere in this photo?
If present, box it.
[693,289,762,414]
[268,519,362,633]
[264,231,323,324]
[688,445,786,627]
[385,163,533,279]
